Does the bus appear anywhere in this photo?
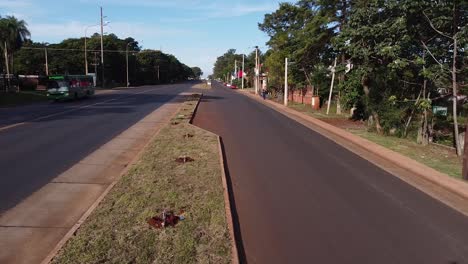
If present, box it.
[47,75,95,101]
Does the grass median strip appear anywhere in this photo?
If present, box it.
[52,94,231,264]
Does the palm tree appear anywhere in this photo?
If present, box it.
[0,15,30,91]
[0,15,31,53]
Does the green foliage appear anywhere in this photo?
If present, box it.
[2,16,195,87]
[0,15,31,73]
[338,69,363,110]
[190,67,203,79]
[252,0,466,140]
[0,15,30,53]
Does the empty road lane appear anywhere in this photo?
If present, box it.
[0,84,190,213]
[193,83,468,264]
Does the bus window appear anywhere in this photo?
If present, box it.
[47,80,68,89]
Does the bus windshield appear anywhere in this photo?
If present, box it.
[47,80,68,89]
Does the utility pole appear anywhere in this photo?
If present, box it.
[4,41,10,92]
[326,58,338,115]
[126,45,129,87]
[242,54,245,89]
[100,6,105,88]
[463,120,468,180]
[126,41,135,87]
[284,57,288,106]
[89,51,99,86]
[44,47,49,76]
[93,52,98,74]
[234,60,237,80]
[255,46,259,94]
[84,31,88,75]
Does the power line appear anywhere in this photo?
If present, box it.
[20,47,139,54]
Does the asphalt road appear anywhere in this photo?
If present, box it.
[193,82,468,264]
[0,83,190,213]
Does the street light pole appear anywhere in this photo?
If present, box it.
[85,23,107,76]
[100,6,105,88]
[4,41,10,92]
[126,41,135,88]
[84,26,94,75]
[126,45,129,87]
[85,37,87,75]
[84,25,97,75]
[255,46,258,94]
[242,54,245,89]
[44,47,49,76]
[234,60,237,83]
[284,57,288,106]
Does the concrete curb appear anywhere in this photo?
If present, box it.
[189,94,202,125]
[40,96,185,264]
[237,90,468,201]
[217,137,240,264]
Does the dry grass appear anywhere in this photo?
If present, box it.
[288,102,348,119]
[52,95,231,264]
[192,82,212,90]
[349,129,462,178]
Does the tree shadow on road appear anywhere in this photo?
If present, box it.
[219,138,248,264]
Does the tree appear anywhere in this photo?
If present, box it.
[191,67,203,79]
[11,34,190,86]
[420,0,468,155]
[0,15,31,53]
[0,15,31,80]
[213,49,244,82]
[337,0,418,134]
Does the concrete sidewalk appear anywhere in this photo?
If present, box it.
[0,95,184,264]
[238,89,468,216]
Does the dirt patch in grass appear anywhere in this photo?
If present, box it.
[52,94,231,264]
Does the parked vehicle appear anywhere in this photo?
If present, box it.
[47,75,95,101]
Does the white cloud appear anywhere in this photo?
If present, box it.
[0,0,33,9]
[0,0,46,22]
[79,0,205,9]
[28,20,196,43]
[204,2,277,17]
[81,0,277,20]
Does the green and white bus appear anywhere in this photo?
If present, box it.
[47,75,95,101]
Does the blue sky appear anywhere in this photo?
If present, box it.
[0,0,286,77]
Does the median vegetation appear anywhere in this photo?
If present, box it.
[52,94,231,264]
